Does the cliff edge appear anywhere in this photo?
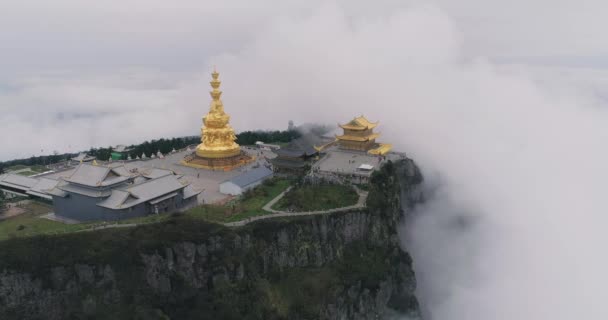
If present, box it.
[0,159,423,320]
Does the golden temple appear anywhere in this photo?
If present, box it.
[335,116,392,155]
[181,69,253,170]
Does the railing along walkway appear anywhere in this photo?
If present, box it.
[224,186,368,227]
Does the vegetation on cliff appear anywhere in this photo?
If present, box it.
[0,159,422,320]
[187,178,292,223]
[273,184,359,212]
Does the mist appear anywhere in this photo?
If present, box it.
[217,5,608,318]
[3,1,608,318]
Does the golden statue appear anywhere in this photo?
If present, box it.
[182,69,254,170]
[195,69,241,158]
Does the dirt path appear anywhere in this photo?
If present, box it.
[0,200,32,220]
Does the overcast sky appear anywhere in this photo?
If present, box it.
[3,2,608,319]
[2,0,608,160]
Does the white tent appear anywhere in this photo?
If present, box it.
[358,164,374,171]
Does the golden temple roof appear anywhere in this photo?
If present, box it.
[339,116,379,131]
[368,143,393,155]
[336,133,380,142]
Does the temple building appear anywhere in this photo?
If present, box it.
[0,173,59,201]
[219,166,274,196]
[182,69,254,170]
[336,116,392,155]
[271,148,316,174]
[70,153,96,166]
[48,163,200,222]
[270,135,325,174]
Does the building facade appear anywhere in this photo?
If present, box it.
[48,164,200,222]
[336,116,392,155]
[270,135,331,174]
[219,166,273,196]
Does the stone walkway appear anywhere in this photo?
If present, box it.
[261,187,293,213]
[224,186,368,227]
[75,223,138,232]
[40,212,81,224]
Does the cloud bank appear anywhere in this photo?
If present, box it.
[3,1,608,319]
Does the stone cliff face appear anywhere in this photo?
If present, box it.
[0,159,422,320]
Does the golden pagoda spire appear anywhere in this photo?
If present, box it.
[182,68,255,170]
[209,68,222,110]
[194,69,241,159]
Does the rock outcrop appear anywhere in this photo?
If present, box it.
[0,159,422,320]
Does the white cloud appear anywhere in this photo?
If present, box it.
[2,2,608,319]
[208,4,608,319]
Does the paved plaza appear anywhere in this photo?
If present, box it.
[313,148,384,175]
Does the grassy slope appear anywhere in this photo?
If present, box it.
[0,202,93,241]
[272,184,359,212]
[186,178,291,223]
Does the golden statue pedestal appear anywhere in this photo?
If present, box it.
[182,150,254,171]
[181,69,254,171]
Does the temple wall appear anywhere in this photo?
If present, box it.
[53,193,148,222]
[343,128,373,137]
[53,191,197,222]
[338,139,376,151]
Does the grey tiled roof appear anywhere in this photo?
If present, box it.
[58,183,113,198]
[149,192,179,205]
[98,175,188,209]
[141,168,174,179]
[26,178,60,200]
[0,174,61,199]
[46,185,68,198]
[270,158,308,168]
[125,175,184,200]
[64,164,130,187]
[0,174,39,190]
[275,148,307,158]
[30,178,60,193]
[110,166,131,177]
[97,190,131,209]
[182,185,201,199]
[223,167,273,188]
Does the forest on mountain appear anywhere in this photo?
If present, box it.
[0,130,301,171]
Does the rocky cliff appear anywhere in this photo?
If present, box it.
[0,159,422,320]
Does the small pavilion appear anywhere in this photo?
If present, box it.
[335,116,392,155]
